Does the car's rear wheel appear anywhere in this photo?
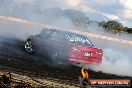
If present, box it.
[24,39,34,53]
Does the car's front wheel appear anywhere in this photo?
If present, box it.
[24,39,34,53]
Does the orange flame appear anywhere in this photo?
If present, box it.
[81,67,88,78]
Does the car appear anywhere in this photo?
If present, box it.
[24,28,103,66]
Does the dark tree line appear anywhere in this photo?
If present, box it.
[99,20,132,34]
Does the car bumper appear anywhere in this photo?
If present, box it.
[69,58,102,64]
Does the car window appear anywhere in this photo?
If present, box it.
[65,33,94,46]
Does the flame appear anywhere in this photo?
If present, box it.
[81,67,88,78]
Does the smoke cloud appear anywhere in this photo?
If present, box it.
[0,0,132,77]
[93,46,132,77]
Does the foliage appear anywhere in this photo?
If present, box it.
[100,20,132,34]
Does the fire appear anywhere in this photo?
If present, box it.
[81,67,88,78]
[79,67,90,86]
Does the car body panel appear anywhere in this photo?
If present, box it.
[69,45,103,64]
[25,29,103,65]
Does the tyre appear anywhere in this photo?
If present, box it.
[24,39,34,53]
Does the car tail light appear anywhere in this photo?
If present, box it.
[96,52,102,54]
[96,49,103,55]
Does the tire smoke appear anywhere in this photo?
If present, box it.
[0,0,132,77]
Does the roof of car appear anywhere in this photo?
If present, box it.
[48,28,84,37]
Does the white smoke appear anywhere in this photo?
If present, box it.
[0,0,132,77]
[0,18,42,40]
[93,48,132,77]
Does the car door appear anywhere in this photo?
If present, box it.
[47,31,70,59]
[35,29,52,56]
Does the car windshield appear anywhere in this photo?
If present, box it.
[65,33,94,46]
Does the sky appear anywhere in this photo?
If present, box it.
[56,0,132,27]
[0,0,132,27]
[13,0,132,27]
[80,0,132,27]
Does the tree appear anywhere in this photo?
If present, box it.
[103,20,124,33]
[126,28,132,33]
